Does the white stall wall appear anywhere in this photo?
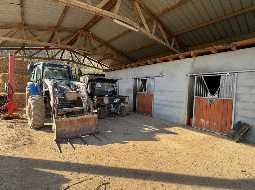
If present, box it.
[106,47,255,142]
[107,59,192,124]
[236,72,255,141]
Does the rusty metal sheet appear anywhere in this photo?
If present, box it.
[194,97,233,133]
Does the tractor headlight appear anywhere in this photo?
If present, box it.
[103,97,109,104]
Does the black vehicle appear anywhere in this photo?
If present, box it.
[86,77,129,118]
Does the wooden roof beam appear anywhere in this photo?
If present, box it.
[20,0,25,25]
[66,0,116,45]
[52,0,178,53]
[112,37,255,70]
[0,36,92,55]
[99,0,187,53]
[128,3,255,52]
[48,6,70,42]
[156,0,191,16]
[136,1,183,50]
[174,5,255,36]
[57,0,134,62]
[91,33,135,62]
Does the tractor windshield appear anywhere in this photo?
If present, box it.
[43,66,69,80]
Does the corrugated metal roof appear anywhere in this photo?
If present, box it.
[90,18,127,41]
[110,31,155,52]
[0,0,21,23]
[0,0,254,67]
[61,6,93,28]
[24,0,63,26]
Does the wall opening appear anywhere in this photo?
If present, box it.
[203,76,221,95]
[133,78,154,115]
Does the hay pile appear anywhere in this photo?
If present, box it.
[0,58,29,74]
[0,73,29,92]
[14,93,27,108]
[0,58,29,108]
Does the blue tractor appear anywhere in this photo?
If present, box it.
[26,62,97,140]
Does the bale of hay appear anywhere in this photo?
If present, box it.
[14,93,26,108]
[0,73,30,93]
[0,92,26,108]
[0,58,29,74]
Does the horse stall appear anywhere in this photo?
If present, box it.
[189,73,238,134]
[133,78,155,116]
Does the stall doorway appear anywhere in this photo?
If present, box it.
[191,74,236,133]
[133,78,154,115]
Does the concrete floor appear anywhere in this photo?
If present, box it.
[0,113,254,190]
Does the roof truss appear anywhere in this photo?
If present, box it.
[52,0,180,53]
[0,24,129,68]
[0,47,110,70]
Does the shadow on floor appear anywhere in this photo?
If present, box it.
[70,113,178,146]
[0,155,254,190]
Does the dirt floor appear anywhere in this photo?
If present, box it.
[0,113,254,190]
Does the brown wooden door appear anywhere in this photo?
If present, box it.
[194,97,233,133]
[137,92,153,115]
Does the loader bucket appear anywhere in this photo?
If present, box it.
[54,114,98,140]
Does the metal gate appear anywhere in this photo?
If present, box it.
[193,74,237,133]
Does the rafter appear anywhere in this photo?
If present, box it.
[0,23,132,67]
[0,47,110,70]
[137,1,182,49]
[0,36,86,53]
[66,0,116,45]
[156,0,191,16]
[95,0,183,54]
[111,37,255,70]
[91,33,135,61]
[0,23,78,33]
[20,0,25,25]
[52,0,178,52]
[55,0,134,62]
[101,0,255,55]
[48,5,69,42]
[174,4,255,36]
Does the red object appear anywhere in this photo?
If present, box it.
[7,52,15,102]
[186,117,193,126]
[137,92,153,115]
[0,52,18,114]
[5,102,17,114]
[194,97,232,133]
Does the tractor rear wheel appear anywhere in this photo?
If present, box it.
[26,96,45,129]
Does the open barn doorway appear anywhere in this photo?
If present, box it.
[187,73,237,134]
[133,78,154,115]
